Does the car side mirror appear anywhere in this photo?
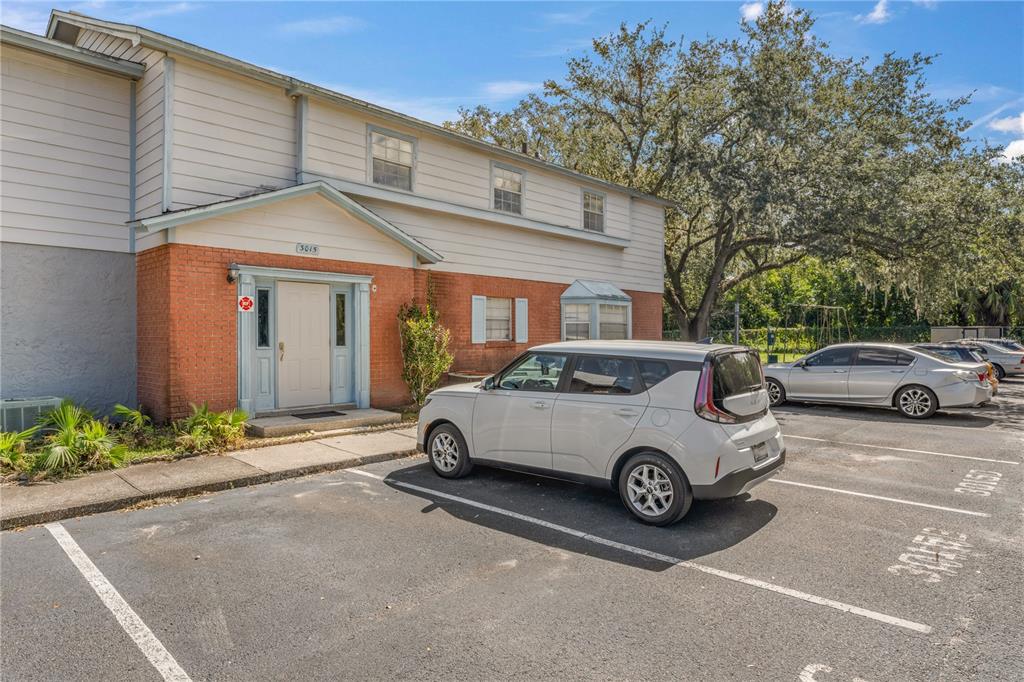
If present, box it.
[797,361,808,370]
[482,376,495,390]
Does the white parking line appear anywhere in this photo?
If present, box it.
[766,479,991,517]
[348,468,933,634]
[45,523,192,682]
[785,435,1020,465]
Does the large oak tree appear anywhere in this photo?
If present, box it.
[446,3,1019,338]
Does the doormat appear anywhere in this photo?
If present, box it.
[293,411,347,419]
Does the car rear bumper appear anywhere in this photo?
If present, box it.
[691,449,786,500]
[935,381,992,408]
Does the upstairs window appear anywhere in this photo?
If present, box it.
[583,191,605,232]
[371,130,414,191]
[493,165,523,214]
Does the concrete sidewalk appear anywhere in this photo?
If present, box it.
[0,426,420,530]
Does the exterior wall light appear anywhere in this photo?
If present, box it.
[227,263,240,283]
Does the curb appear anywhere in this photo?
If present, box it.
[1,447,420,531]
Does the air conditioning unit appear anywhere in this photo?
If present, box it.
[1,397,62,432]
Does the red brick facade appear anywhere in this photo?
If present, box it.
[137,243,663,422]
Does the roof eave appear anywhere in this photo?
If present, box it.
[2,24,143,78]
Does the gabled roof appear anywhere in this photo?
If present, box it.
[133,181,443,264]
[560,279,631,301]
[45,10,673,208]
[0,24,144,78]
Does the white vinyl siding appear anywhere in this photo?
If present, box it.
[0,45,132,252]
[171,57,296,210]
[364,199,663,293]
[147,192,413,266]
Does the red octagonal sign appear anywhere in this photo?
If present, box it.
[238,295,254,312]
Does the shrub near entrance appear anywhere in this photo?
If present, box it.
[399,303,454,406]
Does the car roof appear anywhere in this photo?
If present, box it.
[529,339,739,361]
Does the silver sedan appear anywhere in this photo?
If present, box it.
[763,343,992,419]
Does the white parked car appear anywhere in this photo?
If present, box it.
[960,340,1024,379]
[417,341,785,526]
[764,343,992,418]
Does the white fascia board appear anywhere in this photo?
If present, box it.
[2,25,143,79]
[133,181,443,264]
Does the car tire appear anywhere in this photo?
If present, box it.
[766,378,786,407]
[992,364,1006,381]
[895,385,938,419]
[617,452,692,526]
[426,423,473,479]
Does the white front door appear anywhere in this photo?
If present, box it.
[277,281,331,408]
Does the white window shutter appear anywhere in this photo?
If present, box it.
[515,298,528,343]
[471,296,487,344]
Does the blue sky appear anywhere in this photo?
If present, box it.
[3,1,1022,158]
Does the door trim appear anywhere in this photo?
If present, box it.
[237,264,372,415]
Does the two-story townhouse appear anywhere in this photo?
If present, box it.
[0,10,668,423]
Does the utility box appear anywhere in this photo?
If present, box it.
[930,326,1006,343]
[0,397,61,432]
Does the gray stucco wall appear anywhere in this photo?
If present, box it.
[1,242,136,415]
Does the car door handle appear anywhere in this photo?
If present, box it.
[890,369,905,373]
[614,409,638,417]
[532,401,548,409]
[832,369,847,373]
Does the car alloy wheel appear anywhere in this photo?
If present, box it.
[626,463,674,517]
[899,388,932,417]
[766,380,783,406]
[430,432,459,472]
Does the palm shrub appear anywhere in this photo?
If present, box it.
[398,303,454,405]
[38,400,128,474]
[173,403,248,453]
[113,403,154,446]
[0,426,41,474]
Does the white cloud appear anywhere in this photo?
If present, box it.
[990,113,1024,135]
[858,0,891,24]
[482,81,542,99]
[281,15,366,35]
[997,139,1024,163]
[966,97,1024,132]
[539,7,597,26]
[740,2,765,22]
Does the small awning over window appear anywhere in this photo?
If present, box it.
[560,279,631,303]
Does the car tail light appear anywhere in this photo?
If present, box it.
[694,358,737,423]
[977,372,988,383]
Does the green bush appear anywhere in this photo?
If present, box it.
[38,400,127,474]
[173,403,247,453]
[398,304,454,405]
[113,403,154,447]
[0,426,41,474]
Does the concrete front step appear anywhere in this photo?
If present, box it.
[246,408,402,438]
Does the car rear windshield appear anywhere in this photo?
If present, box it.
[713,351,763,399]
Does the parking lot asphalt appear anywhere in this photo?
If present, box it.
[3,380,1023,681]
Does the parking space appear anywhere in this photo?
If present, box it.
[2,380,1023,681]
